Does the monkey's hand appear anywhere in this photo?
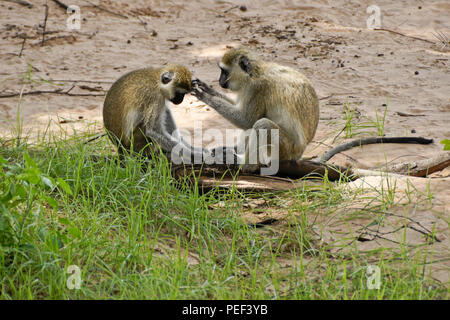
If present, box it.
[192,78,217,96]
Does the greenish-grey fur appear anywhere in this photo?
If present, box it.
[103,65,192,153]
[219,47,319,161]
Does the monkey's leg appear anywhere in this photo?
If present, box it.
[243,118,292,174]
[146,128,209,164]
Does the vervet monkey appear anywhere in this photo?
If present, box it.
[103,65,209,161]
[192,47,319,173]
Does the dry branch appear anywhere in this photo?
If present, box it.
[384,152,450,177]
[18,35,26,57]
[4,0,33,8]
[51,0,68,10]
[374,28,435,44]
[41,1,49,47]
[0,88,105,98]
[83,0,128,19]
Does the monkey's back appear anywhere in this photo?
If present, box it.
[103,67,162,151]
[262,63,319,146]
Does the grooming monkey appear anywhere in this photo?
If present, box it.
[193,47,434,174]
[192,47,319,173]
[103,65,209,161]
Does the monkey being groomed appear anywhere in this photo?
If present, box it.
[103,64,211,162]
[192,47,434,176]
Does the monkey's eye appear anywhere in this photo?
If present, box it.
[161,71,173,84]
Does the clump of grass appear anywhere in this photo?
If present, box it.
[342,100,389,139]
[0,126,446,299]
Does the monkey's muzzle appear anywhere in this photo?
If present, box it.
[171,92,185,105]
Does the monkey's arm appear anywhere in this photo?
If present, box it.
[163,108,208,154]
[319,136,434,163]
[145,126,209,161]
[192,88,261,130]
[192,79,235,104]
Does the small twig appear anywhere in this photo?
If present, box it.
[41,1,49,47]
[18,35,27,57]
[374,28,435,44]
[45,78,113,84]
[51,0,68,10]
[432,30,449,51]
[136,16,149,32]
[224,5,239,13]
[319,94,333,100]
[83,0,128,19]
[4,0,33,8]
[395,111,426,117]
[0,88,105,98]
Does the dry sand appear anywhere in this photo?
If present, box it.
[0,0,449,283]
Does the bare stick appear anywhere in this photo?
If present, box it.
[4,0,33,8]
[51,0,68,10]
[384,152,450,177]
[44,79,113,84]
[0,88,104,98]
[41,1,49,47]
[18,35,26,57]
[83,0,128,19]
[374,28,435,44]
[319,136,434,163]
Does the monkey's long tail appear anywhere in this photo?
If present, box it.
[319,136,434,163]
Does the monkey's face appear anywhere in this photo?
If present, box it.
[160,70,190,105]
[219,54,252,91]
[218,63,230,89]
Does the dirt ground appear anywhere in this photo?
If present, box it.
[0,1,449,284]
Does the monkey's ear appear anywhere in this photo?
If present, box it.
[238,56,251,74]
[161,71,173,84]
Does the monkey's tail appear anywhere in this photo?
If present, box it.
[319,136,434,163]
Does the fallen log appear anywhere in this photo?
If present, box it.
[171,160,354,193]
[382,152,450,177]
[170,153,450,192]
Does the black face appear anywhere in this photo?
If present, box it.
[219,68,229,89]
[170,91,185,105]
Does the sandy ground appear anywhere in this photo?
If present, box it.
[0,1,449,284]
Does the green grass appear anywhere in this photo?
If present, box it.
[342,101,389,139]
[0,129,447,299]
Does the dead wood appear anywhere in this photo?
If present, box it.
[383,152,450,177]
[41,1,49,46]
[83,0,128,19]
[51,0,68,10]
[374,28,435,44]
[4,0,33,8]
[171,160,353,193]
